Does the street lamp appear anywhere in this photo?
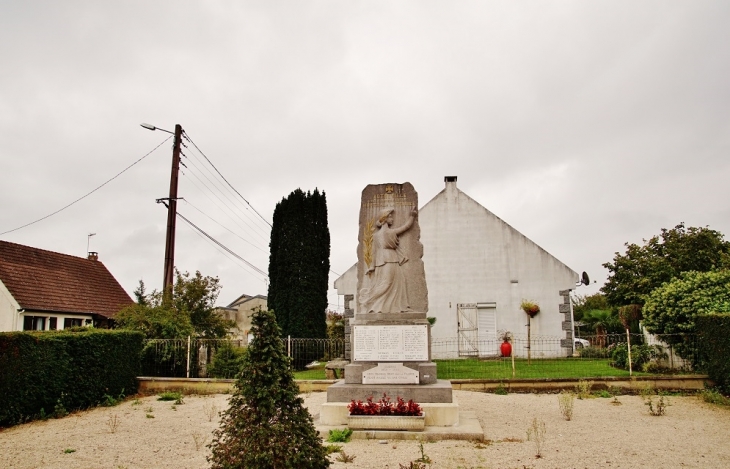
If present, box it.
[141,123,183,294]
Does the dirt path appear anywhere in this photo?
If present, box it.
[1,390,729,468]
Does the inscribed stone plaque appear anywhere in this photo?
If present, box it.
[362,363,419,384]
[353,325,428,362]
[356,182,428,314]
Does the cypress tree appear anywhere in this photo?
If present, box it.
[268,188,330,339]
[208,308,330,469]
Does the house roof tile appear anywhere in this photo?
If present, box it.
[0,240,133,318]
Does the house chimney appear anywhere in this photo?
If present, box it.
[88,252,98,261]
[445,176,457,191]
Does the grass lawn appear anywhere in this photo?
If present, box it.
[292,358,672,380]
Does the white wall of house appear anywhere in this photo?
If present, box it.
[420,179,578,357]
[0,279,20,331]
[336,177,579,359]
[16,312,93,331]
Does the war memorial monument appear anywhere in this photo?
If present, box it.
[320,183,483,438]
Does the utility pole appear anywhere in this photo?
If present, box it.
[141,122,183,295]
[162,124,183,293]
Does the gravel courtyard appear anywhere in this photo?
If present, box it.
[1,390,729,469]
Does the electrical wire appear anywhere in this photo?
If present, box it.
[182,131,272,227]
[176,210,268,278]
[181,167,268,245]
[181,139,270,238]
[182,199,267,253]
[181,153,269,243]
[0,136,172,236]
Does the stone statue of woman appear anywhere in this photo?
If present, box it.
[359,206,418,314]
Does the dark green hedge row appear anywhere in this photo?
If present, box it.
[0,329,144,426]
[697,313,730,393]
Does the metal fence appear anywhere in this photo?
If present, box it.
[432,333,700,379]
[141,337,345,379]
[141,333,698,379]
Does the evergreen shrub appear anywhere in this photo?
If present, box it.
[208,341,246,379]
[0,329,143,426]
[209,308,329,468]
[696,313,730,393]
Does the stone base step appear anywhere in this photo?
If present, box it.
[316,411,484,442]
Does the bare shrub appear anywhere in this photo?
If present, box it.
[526,417,547,458]
[558,392,575,421]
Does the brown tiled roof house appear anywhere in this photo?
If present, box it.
[0,240,133,331]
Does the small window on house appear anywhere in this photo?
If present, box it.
[84,319,92,326]
[63,318,83,329]
[49,317,58,330]
[23,316,46,331]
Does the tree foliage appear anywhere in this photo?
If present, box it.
[116,271,234,339]
[207,341,246,379]
[601,223,730,307]
[208,308,330,469]
[571,293,610,322]
[268,188,330,339]
[642,270,730,340]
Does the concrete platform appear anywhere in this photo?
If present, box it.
[316,411,484,442]
[326,379,453,403]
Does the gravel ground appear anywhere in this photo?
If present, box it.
[1,390,729,469]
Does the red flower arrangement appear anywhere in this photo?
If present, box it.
[348,393,422,416]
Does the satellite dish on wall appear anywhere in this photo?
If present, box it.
[581,271,590,286]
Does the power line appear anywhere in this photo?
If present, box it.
[180,154,269,243]
[182,130,272,228]
[181,140,270,238]
[176,210,268,278]
[1,136,172,236]
[181,199,267,254]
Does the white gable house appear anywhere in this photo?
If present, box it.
[335,177,579,359]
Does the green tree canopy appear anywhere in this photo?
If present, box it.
[267,188,330,339]
[116,271,234,339]
[572,293,610,322]
[643,270,730,339]
[208,308,330,468]
[601,223,730,307]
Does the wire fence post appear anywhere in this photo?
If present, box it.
[186,335,191,378]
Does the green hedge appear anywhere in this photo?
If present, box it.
[0,329,144,426]
[697,313,730,393]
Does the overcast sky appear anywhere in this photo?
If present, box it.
[2,1,729,310]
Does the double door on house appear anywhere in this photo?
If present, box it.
[457,303,499,357]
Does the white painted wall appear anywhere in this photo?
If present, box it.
[0,279,20,331]
[336,178,579,358]
[420,179,577,349]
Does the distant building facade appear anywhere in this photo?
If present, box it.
[215,293,267,343]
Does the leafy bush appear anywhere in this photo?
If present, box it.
[700,388,730,406]
[696,313,730,393]
[326,428,353,443]
[207,341,246,379]
[643,270,730,365]
[577,346,610,359]
[610,343,666,371]
[157,391,184,404]
[0,330,143,426]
